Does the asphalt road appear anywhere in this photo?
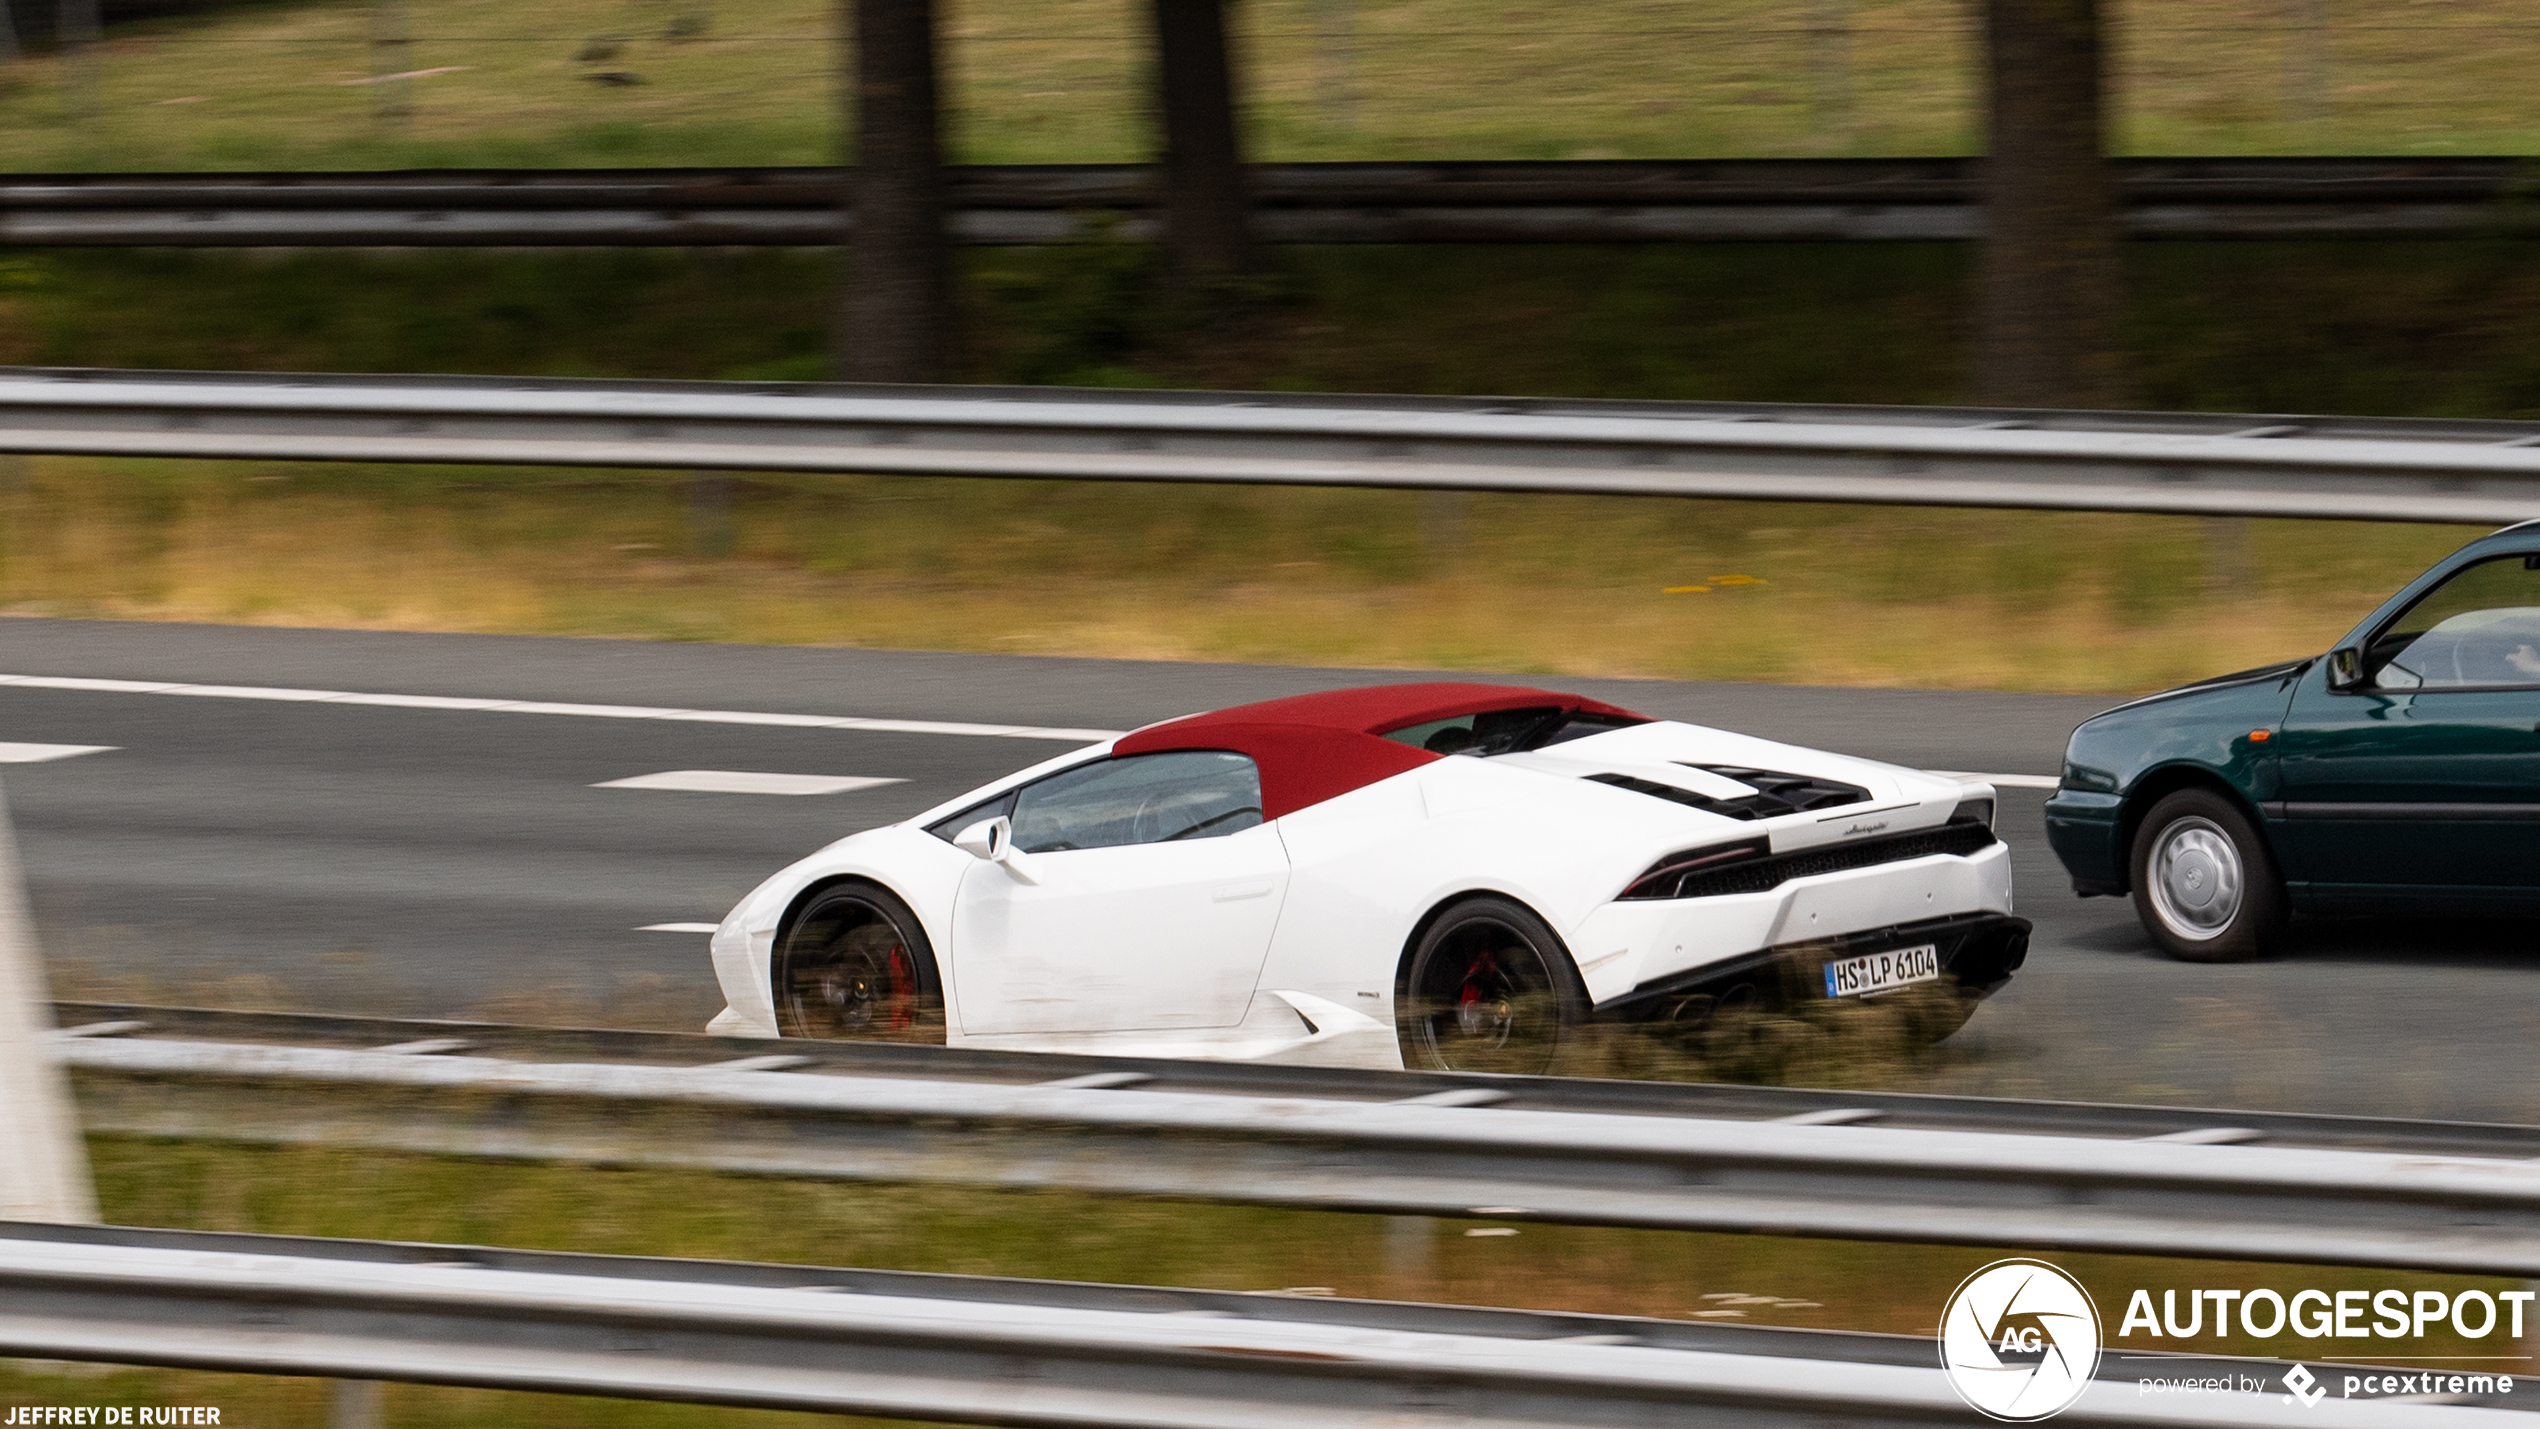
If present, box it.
[4,617,2534,1122]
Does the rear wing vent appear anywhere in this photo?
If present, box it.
[1585,765,1869,822]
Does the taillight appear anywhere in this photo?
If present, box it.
[1621,837,1770,900]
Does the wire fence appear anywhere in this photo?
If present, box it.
[0,0,2531,172]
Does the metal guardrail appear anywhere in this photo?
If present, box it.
[50,1005,2540,1279]
[5,366,2540,522]
[0,1222,2500,1427]
[2,157,2535,246]
[56,1003,2540,1159]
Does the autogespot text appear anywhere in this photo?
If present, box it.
[2119,1286,2533,1343]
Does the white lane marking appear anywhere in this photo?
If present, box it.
[0,674,2070,781]
[595,770,906,796]
[637,922,721,934]
[0,673,1121,743]
[1931,770,2061,790]
[0,742,117,763]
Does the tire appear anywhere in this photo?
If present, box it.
[1397,896,1586,1074]
[773,882,946,1042]
[2128,789,2285,963]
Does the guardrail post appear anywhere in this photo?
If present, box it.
[1420,489,1467,563]
[1382,1214,1433,1289]
[1808,0,1854,145]
[687,472,735,557]
[52,0,99,121]
[2284,0,2328,124]
[1312,0,1355,130]
[328,1378,383,1429]
[367,0,411,132]
[2204,515,2252,597]
[0,775,96,1223]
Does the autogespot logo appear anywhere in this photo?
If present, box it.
[1941,1259,2104,1421]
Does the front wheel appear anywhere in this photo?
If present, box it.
[1397,897,1586,1074]
[2129,789,2286,963]
[773,883,946,1041]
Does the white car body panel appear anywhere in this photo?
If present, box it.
[951,823,1290,1034]
[705,707,2020,1066]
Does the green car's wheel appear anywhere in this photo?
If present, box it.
[2129,789,2285,963]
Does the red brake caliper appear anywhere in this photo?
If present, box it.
[1457,956,1493,1034]
[883,944,915,1032]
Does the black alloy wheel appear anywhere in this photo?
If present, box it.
[1397,896,1586,1074]
[2128,788,2287,964]
[773,883,946,1041]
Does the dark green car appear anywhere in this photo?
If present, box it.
[2047,522,2540,961]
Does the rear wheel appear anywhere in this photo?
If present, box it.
[1397,897,1585,1074]
[773,883,945,1041]
[2129,789,2285,963]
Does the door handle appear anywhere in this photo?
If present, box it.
[1212,880,1275,902]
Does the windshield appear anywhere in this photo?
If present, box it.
[1382,706,1646,757]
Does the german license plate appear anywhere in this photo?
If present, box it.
[1823,943,1941,998]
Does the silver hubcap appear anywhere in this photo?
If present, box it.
[2149,816,2243,941]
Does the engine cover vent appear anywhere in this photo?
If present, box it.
[1585,765,1869,822]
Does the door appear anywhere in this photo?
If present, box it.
[2278,553,2540,893]
[951,750,1290,1034]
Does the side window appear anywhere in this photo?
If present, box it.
[1008,751,1264,853]
[2367,555,2540,689]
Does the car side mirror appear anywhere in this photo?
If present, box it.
[952,816,1012,862]
[2325,646,2365,691]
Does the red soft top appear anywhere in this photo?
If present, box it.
[1113,682,1648,820]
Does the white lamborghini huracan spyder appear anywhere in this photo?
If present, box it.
[705,682,2026,1071]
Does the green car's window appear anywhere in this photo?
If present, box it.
[2367,555,2540,689]
[1008,751,1263,852]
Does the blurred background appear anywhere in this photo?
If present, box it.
[4,4,2539,1421]
[0,0,2535,688]
[0,0,2535,167]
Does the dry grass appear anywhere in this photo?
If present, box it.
[0,455,2479,696]
[42,955,719,1031]
[0,0,2533,170]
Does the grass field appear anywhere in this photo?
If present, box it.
[0,1133,2517,1426]
[0,0,2534,171]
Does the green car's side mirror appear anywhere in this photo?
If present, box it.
[2325,646,2365,691]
